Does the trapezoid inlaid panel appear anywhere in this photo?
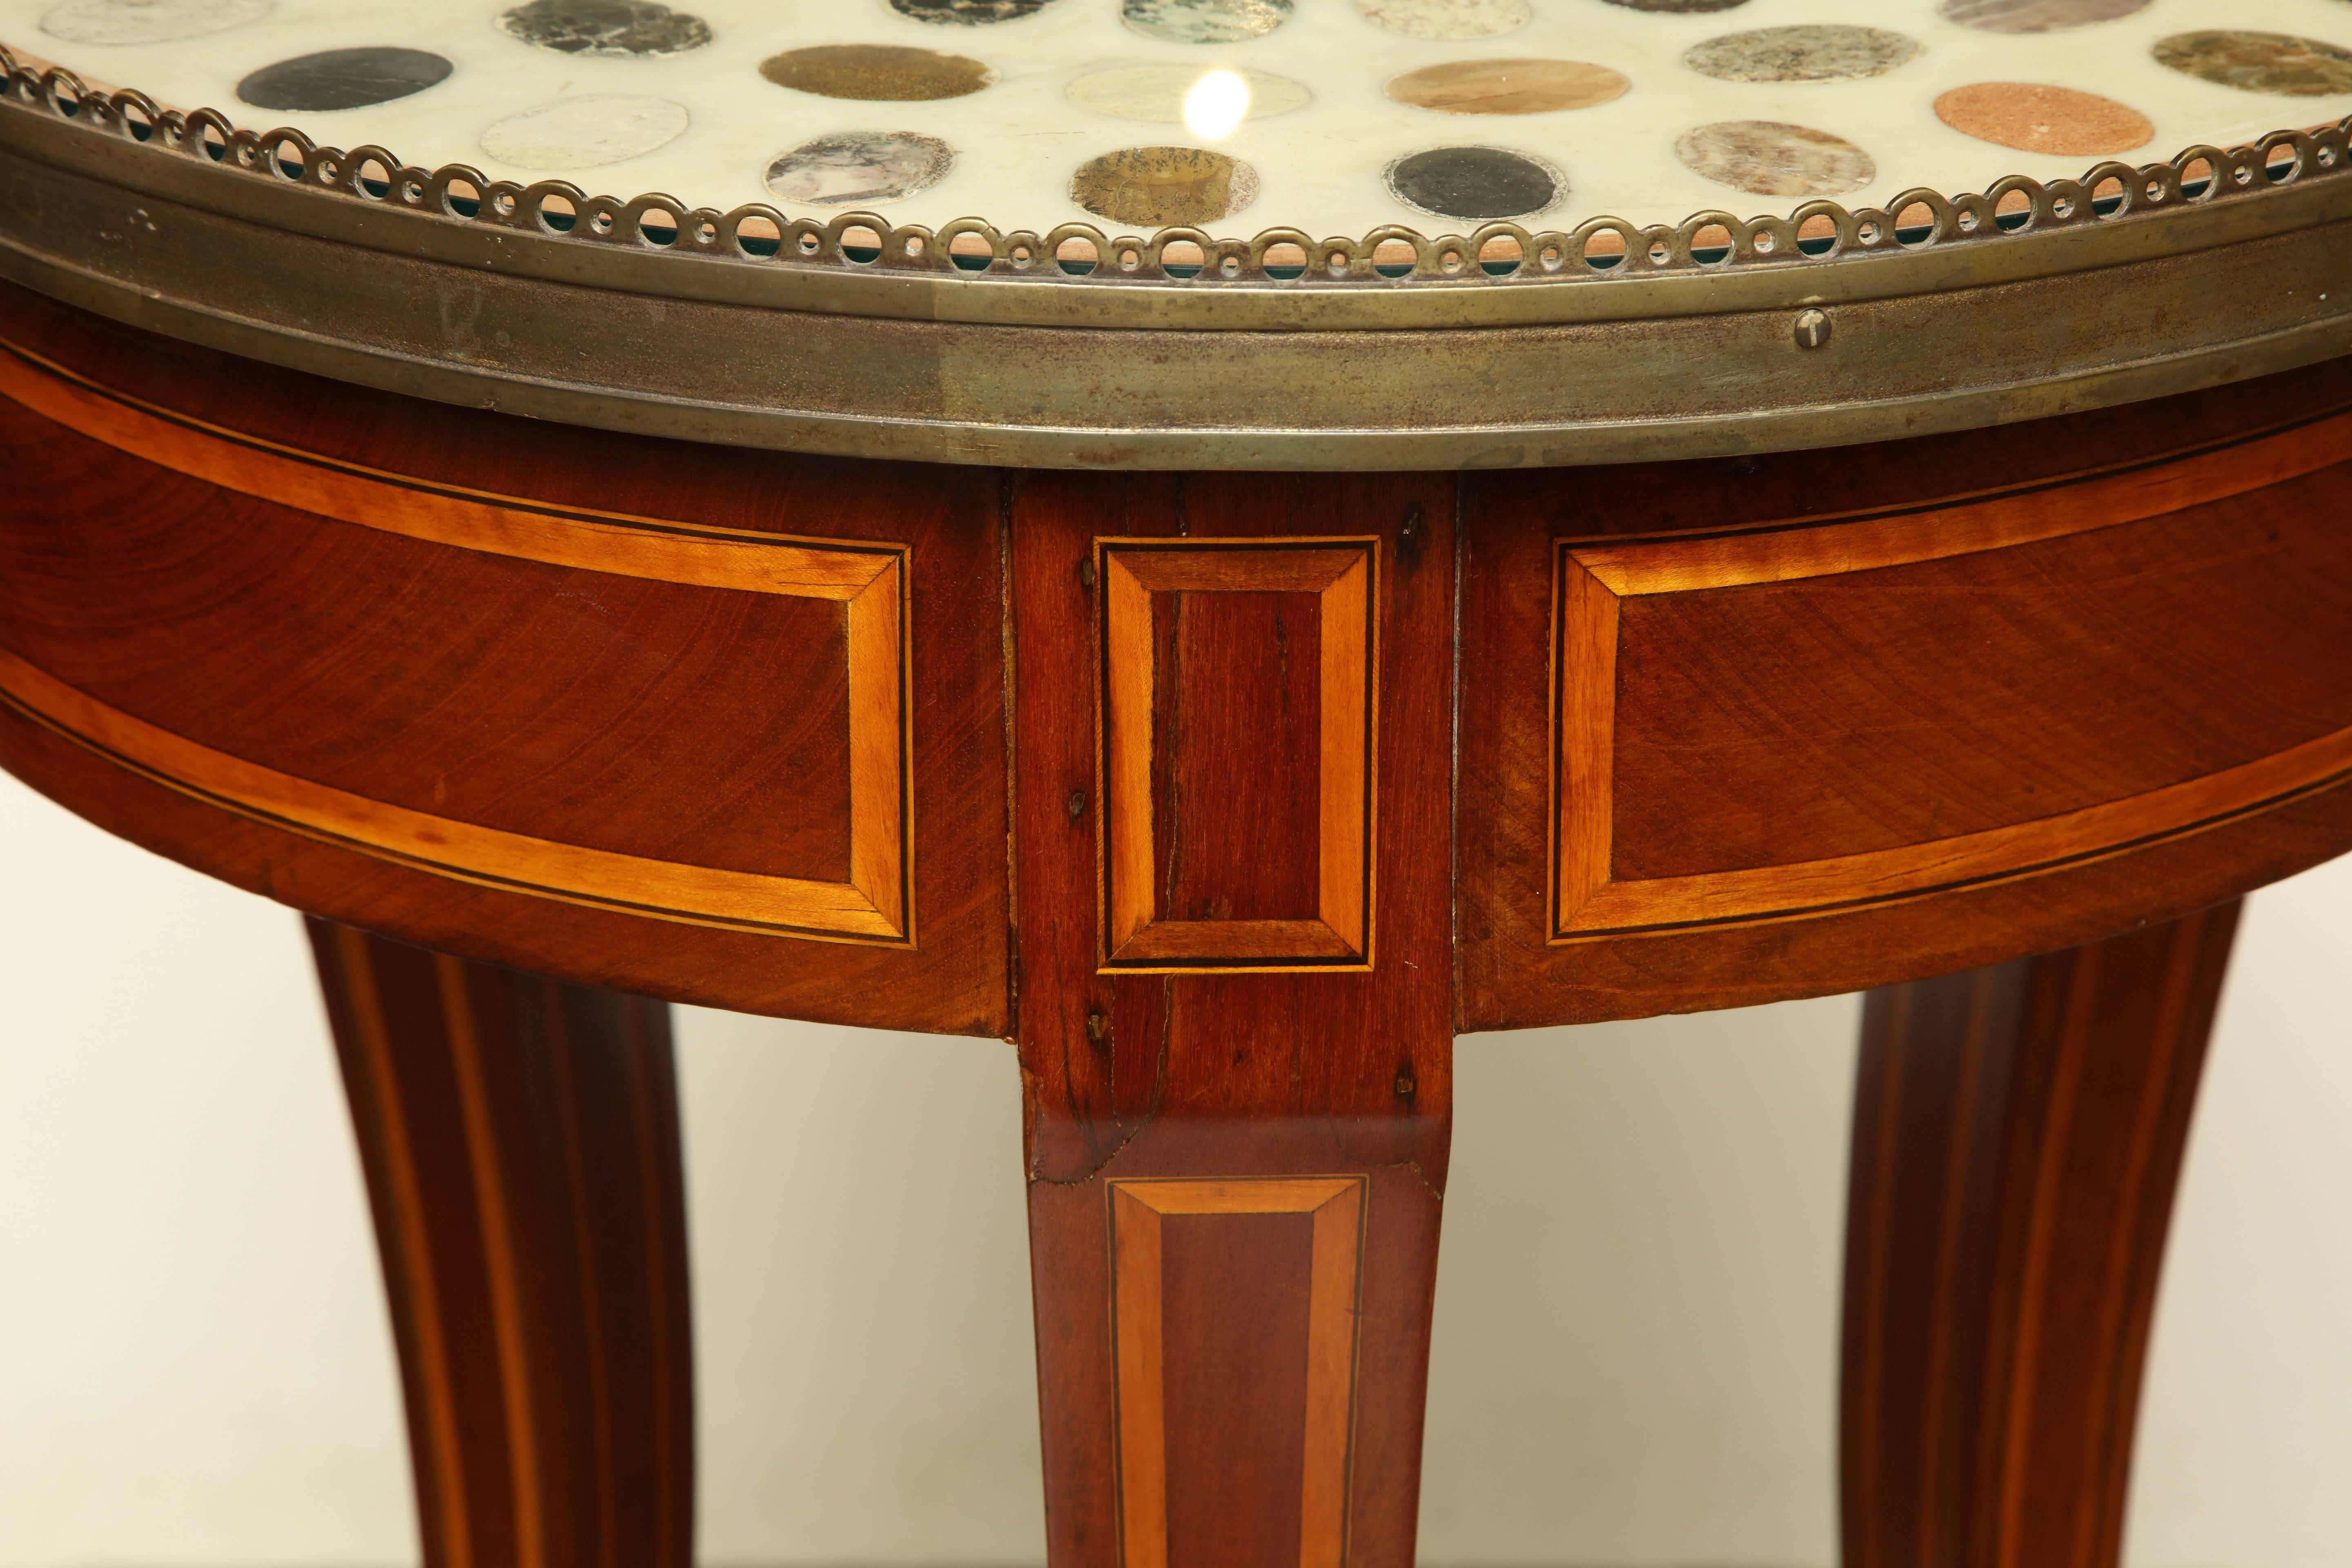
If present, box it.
[1549,416,2352,941]
[1108,1176,1367,1568]
[0,340,915,944]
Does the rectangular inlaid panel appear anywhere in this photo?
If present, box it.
[1109,1178,1366,1568]
[1099,539,1376,972]
[1155,590,1324,924]
[0,346,912,943]
[1551,468,2352,939]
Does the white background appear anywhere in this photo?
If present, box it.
[3,763,2347,1566]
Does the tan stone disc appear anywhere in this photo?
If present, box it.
[1673,119,1875,197]
[1071,145,1261,226]
[1934,81,2154,155]
[1354,0,1531,39]
[760,43,997,101]
[1385,58,1630,115]
[1684,24,1922,83]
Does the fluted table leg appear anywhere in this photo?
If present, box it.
[307,918,694,1568]
[1839,902,2240,1568]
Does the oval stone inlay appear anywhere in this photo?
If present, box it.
[889,0,1056,20]
[761,45,996,101]
[1685,25,1922,83]
[1355,0,1530,39]
[480,94,689,170]
[765,130,956,206]
[1067,65,1312,123]
[1386,145,1562,221]
[1938,0,2150,34]
[1071,145,1261,226]
[1934,81,2153,154]
[1386,58,1629,115]
[1605,0,1753,13]
[237,47,452,111]
[2152,29,2352,96]
[41,0,268,45]
[497,0,710,56]
[1674,119,1875,196]
[1122,0,1292,44]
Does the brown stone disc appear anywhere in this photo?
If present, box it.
[760,44,996,102]
[1674,119,1875,197]
[1385,58,1630,115]
[2152,30,2352,96]
[1938,0,2149,34]
[1071,146,1260,227]
[1934,82,2154,155]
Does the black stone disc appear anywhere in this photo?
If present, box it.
[1386,145,1559,221]
[236,47,452,111]
[497,0,711,57]
[888,0,1056,22]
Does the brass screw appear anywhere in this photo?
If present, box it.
[1794,308,1832,349]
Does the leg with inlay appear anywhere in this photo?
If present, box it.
[307,918,694,1568]
[1011,473,1456,1568]
[1838,902,2240,1568]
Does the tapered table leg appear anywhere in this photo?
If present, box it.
[306,918,694,1568]
[1011,475,1457,1568]
[1839,902,2241,1568]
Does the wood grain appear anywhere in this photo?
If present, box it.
[1552,479,2352,940]
[1099,539,1378,971]
[0,340,897,596]
[1501,355,2352,549]
[1550,556,1619,921]
[0,339,912,943]
[1453,353,2352,1027]
[5,215,2352,1568]
[310,919,694,1568]
[1016,472,1453,1568]
[1109,1178,1365,1568]
[0,281,1006,1031]
[10,278,2352,1034]
[1568,405,2352,592]
[0,645,904,938]
[1839,902,2238,1568]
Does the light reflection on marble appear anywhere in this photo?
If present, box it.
[6,0,2351,237]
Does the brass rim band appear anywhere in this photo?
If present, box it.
[3,60,2350,469]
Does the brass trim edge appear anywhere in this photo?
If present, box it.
[4,43,2350,333]
[3,43,2350,467]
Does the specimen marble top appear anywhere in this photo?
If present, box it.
[5,0,2351,239]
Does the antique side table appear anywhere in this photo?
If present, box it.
[2,4,2350,1567]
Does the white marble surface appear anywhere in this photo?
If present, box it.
[6,0,2351,235]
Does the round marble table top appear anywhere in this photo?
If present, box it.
[6,0,2351,240]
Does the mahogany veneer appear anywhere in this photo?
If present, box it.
[6,276,2348,1568]
[1842,903,2238,1568]
[310,918,692,1568]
